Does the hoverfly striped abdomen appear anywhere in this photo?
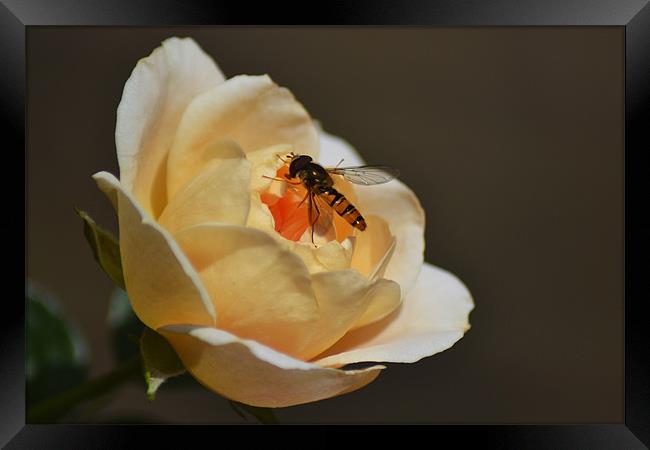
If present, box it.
[318,186,367,231]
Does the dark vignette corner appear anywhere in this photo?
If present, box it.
[6,0,650,448]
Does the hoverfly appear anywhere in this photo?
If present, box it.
[266,152,399,245]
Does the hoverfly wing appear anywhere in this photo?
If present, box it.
[326,165,400,186]
[311,192,336,239]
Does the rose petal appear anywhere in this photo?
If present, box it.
[171,222,399,361]
[159,325,384,408]
[369,237,396,281]
[167,75,319,201]
[116,37,225,218]
[172,223,320,358]
[245,144,289,233]
[301,273,401,360]
[92,171,216,329]
[282,238,354,275]
[319,129,425,296]
[314,239,355,271]
[313,262,474,367]
[247,144,294,194]
[349,214,394,279]
[158,139,251,234]
[246,191,276,236]
[349,275,402,331]
[359,182,425,297]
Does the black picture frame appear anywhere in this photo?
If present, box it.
[7,0,649,447]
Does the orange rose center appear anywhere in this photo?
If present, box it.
[260,165,353,243]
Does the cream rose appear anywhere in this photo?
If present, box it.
[93,37,474,407]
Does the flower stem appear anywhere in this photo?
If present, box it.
[27,357,142,423]
[229,400,279,424]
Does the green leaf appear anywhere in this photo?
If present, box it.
[107,288,144,363]
[229,401,279,424]
[75,207,125,289]
[26,281,90,407]
[140,327,185,401]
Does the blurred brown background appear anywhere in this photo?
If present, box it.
[26,27,623,423]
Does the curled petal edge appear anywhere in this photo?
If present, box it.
[116,37,225,217]
[92,171,216,329]
[313,262,474,367]
[159,324,385,408]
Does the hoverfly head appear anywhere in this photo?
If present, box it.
[288,154,312,178]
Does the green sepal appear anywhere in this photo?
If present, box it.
[140,327,185,401]
[75,207,125,290]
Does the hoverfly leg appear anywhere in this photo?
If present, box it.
[297,190,310,209]
[276,152,297,164]
[262,175,301,185]
[262,175,284,181]
[306,191,318,246]
[310,193,322,247]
